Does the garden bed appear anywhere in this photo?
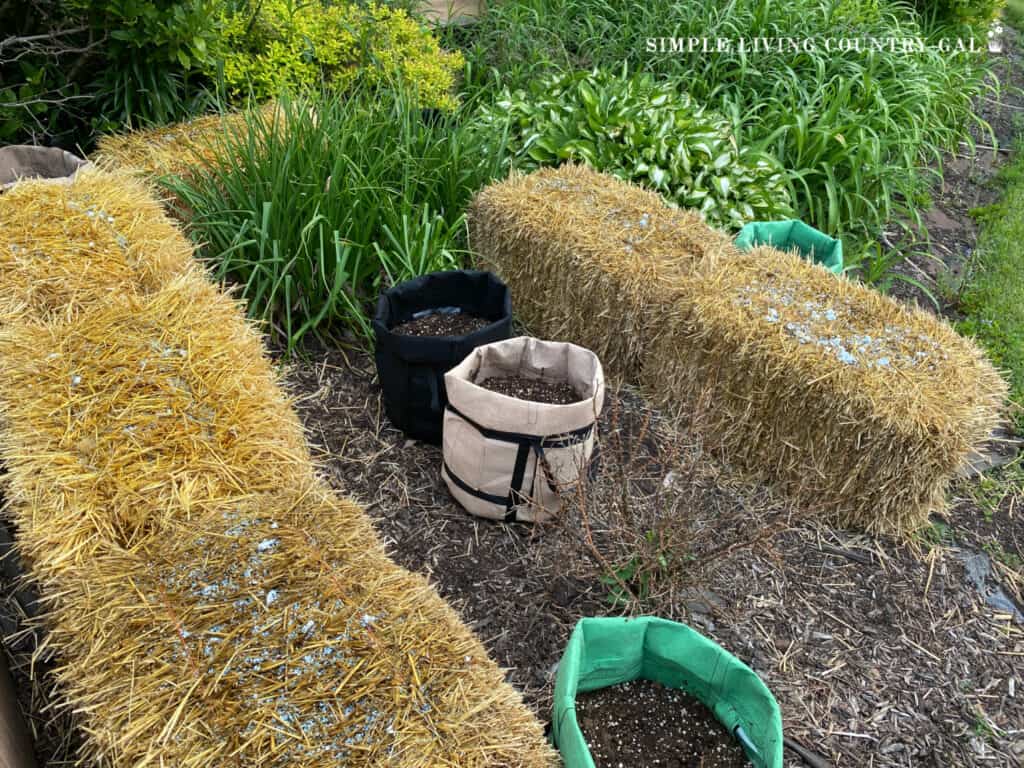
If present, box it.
[284,342,1023,767]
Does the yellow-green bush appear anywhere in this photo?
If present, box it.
[214,0,463,110]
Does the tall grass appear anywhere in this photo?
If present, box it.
[453,0,994,266]
[958,143,1024,431]
[163,88,507,349]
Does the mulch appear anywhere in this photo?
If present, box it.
[285,342,1024,768]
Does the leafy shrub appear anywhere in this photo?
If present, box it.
[214,0,464,109]
[162,88,504,348]
[459,0,992,257]
[71,0,221,127]
[915,0,1004,25]
[480,69,792,228]
[0,0,218,145]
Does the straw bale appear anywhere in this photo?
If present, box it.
[470,166,1006,533]
[647,245,1006,533]
[0,253,556,764]
[0,168,195,325]
[33,481,555,767]
[468,164,736,379]
[93,102,280,181]
[0,273,312,560]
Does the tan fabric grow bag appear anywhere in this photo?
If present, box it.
[442,336,604,522]
[0,145,89,191]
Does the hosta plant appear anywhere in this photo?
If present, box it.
[480,69,793,228]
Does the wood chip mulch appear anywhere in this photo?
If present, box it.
[285,343,1024,768]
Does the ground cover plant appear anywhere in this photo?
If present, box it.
[478,68,793,228]
[456,0,994,273]
[958,140,1024,429]
[162,88,506,348]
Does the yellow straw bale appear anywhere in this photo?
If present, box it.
[0,210,556,764]
[470,165,1007,533]
[93,102,280,180]
[0,273,312,560]
[469,164,736,379]
[36,482,555,768]
[0,168,195,324]
[649,245,1007,532]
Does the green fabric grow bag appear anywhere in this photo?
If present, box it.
[735,219,843,274]
[552,616,783,768]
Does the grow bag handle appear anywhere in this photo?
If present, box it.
[420,365,441,414]
[444,404,593,522]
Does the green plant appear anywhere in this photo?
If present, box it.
[915,519,952,549]
[78,0,221,128]
[983,541,1023,570]
[478,68,792,229]
[848,241,941,307]
[916,0,1004,25]
[1006,0,1024,27]
[958,145,1024,432]
[598,530,680,606]
[162,88,505,349]
[459,0,993,252]
[0,0,218,145]
[213,0,463,109]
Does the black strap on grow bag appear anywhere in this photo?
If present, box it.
[444,404,594,522]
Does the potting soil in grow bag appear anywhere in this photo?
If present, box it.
[373,270,512,444]
[575,679,749,767]
[553,617,783,768]
[442,336,604,522]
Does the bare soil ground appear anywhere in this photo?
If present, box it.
[284,343,1024,768]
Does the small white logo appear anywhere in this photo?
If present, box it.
[988,22,1004,53]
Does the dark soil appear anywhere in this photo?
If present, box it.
[576,679,750,768]
[392,311,490,337]
[477,374,582,404]
[283,342,1024,768]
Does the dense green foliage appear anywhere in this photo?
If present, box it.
[79,0,220,128]
[958,150,1024,429]
[213,0,464,109]
[0,0,463,147]
[915,0,1004,24]
[1,0,217,143]
[455,0,992,263]
[479,69,793,228]
[162,90,506,348]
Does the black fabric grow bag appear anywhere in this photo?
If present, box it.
[373,270,513,443]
